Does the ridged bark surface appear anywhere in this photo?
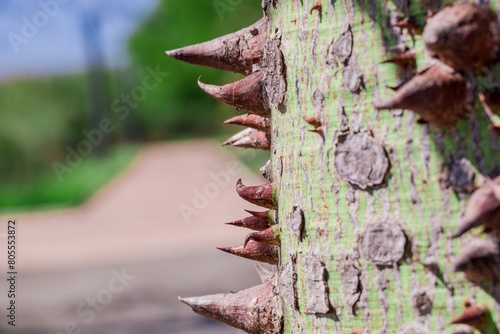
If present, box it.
[265,0,500,332]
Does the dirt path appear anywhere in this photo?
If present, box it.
[0,140,268,333]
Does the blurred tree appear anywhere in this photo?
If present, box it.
[81,8,110,154]
[128,0,262,140]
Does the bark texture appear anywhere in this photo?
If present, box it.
[264,0,500,332]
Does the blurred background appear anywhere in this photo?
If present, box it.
[0,0,270,333]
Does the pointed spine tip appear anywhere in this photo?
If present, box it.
[375,62,466,127]
[450,306,488,330]
[224,114,271,133]
[164,18,267,74]
[197,76,206,89]
[216,246,230,253]
[177,278,279,333]
[453,219,475,239]
[197,72,269,116]
[226,215,270,231]
[217,241,278,265]
[303,116,321,126]
[223,128,270,151]
[245,209,271,222]
[308,126,324,134]
[381,51,416,69]
[236,180,276,209]
[165,49,177,57]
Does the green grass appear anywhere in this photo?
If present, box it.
[0,144,139,213]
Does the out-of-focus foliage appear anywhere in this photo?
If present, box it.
[0,71,140,210]
[0,0,263,210]
[0,75,86,184]
[0,144,138,212]
[128,0,262,139]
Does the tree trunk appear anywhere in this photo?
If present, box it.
[268,0,500,332]
[171,0,500,333]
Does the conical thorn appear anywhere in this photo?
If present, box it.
[375,62,467,127]
[245,209,271,223]
[178,277,279,333]
[382,50,416,70]
[166,18,267,75]
[453,175,500,238]
[450,305,489,331]
[308,126,324,134]
[223,128,270,151]
[224,114,271,133]
[303,116,321,127]
[226,215,270,231]
[217,241,278,265]
[198,71,270,116]
[452,237,500,283]
[236,179,276,209]
[244,227,279,248]
[422,2,500,70]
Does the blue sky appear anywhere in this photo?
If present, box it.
[0,0,159,80]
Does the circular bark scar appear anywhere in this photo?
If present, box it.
[359,221,406,266]
[447,157,476,193]
[343,66,363,93]
[411,288,434,316]
[333,24,353,64]
[334,132,389,189]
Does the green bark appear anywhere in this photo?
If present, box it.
[265,0,500,332]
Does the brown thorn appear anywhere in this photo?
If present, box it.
[308,126,323,134]
[166,18,267,75]
[244,209,270,222]
[381,50,416,70]
[453,237,500,283]
[225,215,270,231]
[217,241,278,265]
[244,227,279,248]
[450,305,488,330]
[422,2,499,70]
[224,114,271,133]
[453,175,500,238]
[223,128,270,151]
[375,62,467,127]
[303,116,321,127]
[236,179,276,209]
[178,277,279,333]
[198,72,269,116]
